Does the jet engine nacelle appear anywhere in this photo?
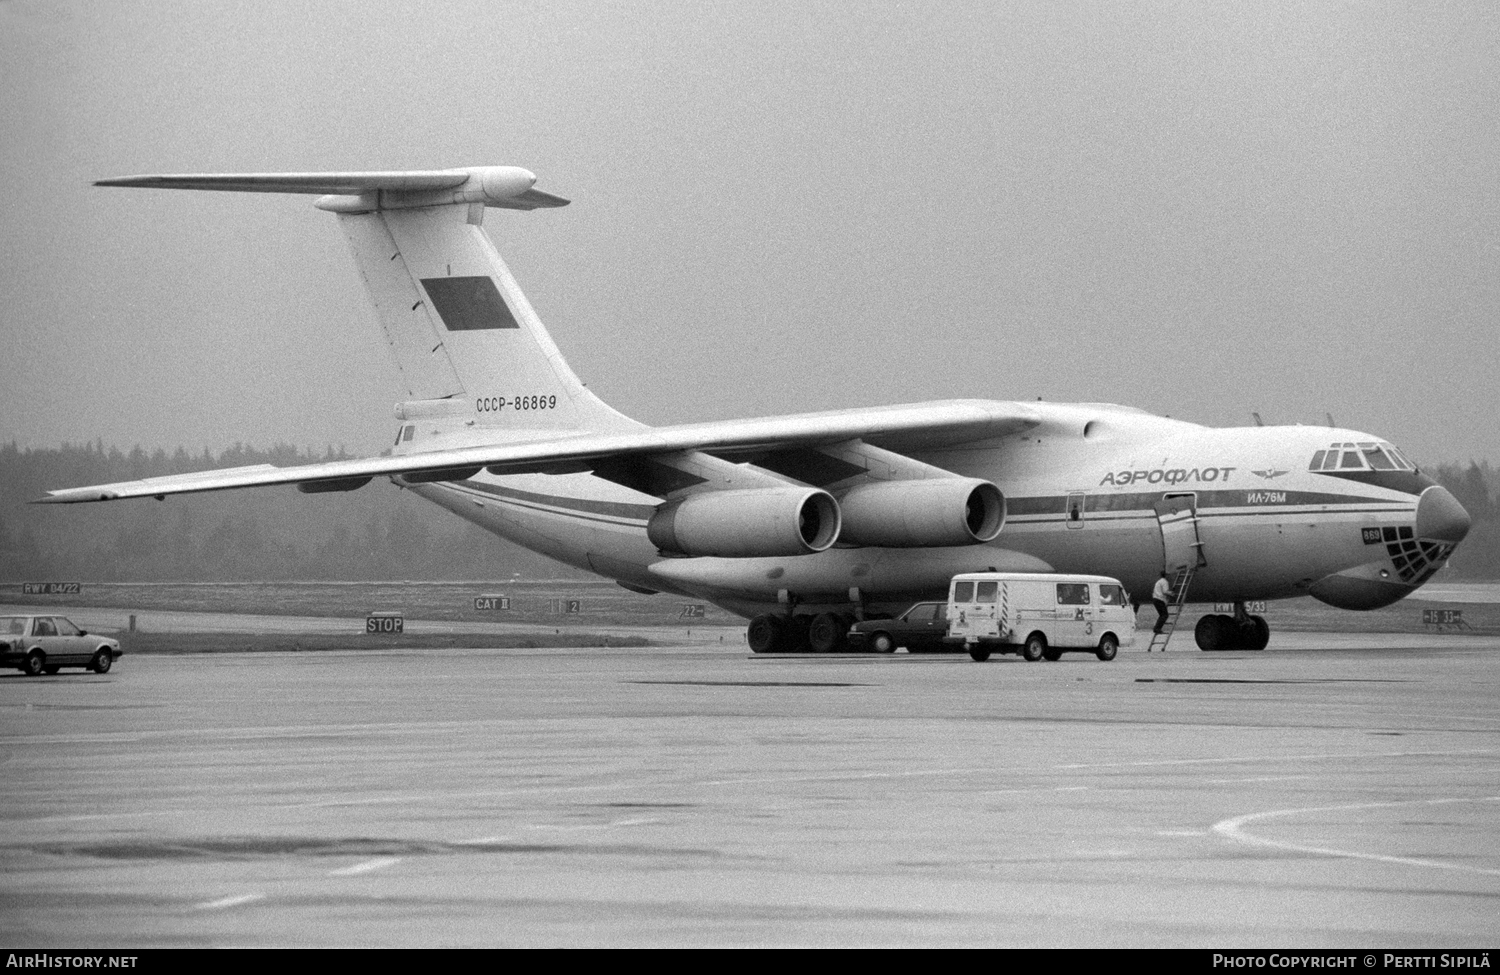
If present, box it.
[647,488,841,558]
[837,478,1005,547]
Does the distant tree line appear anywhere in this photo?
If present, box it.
[1429,460,1500,578]
[3,442,1498,581]
[0,442,580,582]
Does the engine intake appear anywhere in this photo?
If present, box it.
[837,478,1005,547]
[648,488,841,558]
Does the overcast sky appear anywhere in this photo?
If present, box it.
[3,1,1497,465]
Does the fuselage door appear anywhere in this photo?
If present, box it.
[1065,491,1087,529]
[1155,492,1205,573]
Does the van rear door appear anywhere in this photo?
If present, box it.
[951,577,1003,641]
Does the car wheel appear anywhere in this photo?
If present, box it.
[23,651,45,677]
[968,645,991,662]
[91,650,114,674]
[870,632,895,654]
[1021,633,1047,662]
[1096,633,1119,661]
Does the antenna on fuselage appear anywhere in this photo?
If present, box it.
[1251,412,1264,427]
[1325,412,1336,428]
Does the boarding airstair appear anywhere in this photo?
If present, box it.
[1148,493,1206,653]
[1146,563,1196,653]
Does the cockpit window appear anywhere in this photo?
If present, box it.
[1310,441,1413,473]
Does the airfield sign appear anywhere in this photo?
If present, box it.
[366,612,405,634]
[22,582,81,595]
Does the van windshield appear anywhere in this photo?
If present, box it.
[1098,585,1126,606]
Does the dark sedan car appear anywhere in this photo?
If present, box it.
[2,616,123,676]
[846,601,953,654]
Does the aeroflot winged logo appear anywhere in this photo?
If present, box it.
[1251,468,1290,480]
[1099,467,1236,487]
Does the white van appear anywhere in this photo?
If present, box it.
[945,572,1136,662]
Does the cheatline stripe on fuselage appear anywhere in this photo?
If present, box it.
[1006,489,1420,516]
[436,479,1416,533]
[444,479,653,526]
[1010,504,1417,523]
[1008,509,1416,528]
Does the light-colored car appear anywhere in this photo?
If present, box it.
[1,616,122,676]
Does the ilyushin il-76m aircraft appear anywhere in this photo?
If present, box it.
[42,166,1473,653]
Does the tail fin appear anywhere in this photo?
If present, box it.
[95,166,636,437]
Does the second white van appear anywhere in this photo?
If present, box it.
[945,572,1137,662]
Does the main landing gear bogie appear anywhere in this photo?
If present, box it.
[808,612,853,653]
[748,612,859,654]
[1194,613,1271,652]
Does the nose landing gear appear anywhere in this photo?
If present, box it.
[1194,603,1270,651]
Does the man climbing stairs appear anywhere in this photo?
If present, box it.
[1146,564,1195,652]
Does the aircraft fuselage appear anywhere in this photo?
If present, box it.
[406,402,1468,619]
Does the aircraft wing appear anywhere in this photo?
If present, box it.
[37,400,1038,504]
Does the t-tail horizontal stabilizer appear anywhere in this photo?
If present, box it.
[95,166,569,211]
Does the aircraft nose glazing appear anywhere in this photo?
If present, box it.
[1416,485,1472,544]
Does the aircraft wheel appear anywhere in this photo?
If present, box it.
[1096,633,1119,661]
[1042,646,1063,662]
[92,650,114,674]
[1247,615,1270,651]
[1021,633,1047,662]
[869,632,895,654]
[807,613,848,653]
[44,665,61,675]
[22,651,46,677]
[784,615,812,653]
[747,615,785,654]
[1195,614,1226,651]
[968,645,991,662]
